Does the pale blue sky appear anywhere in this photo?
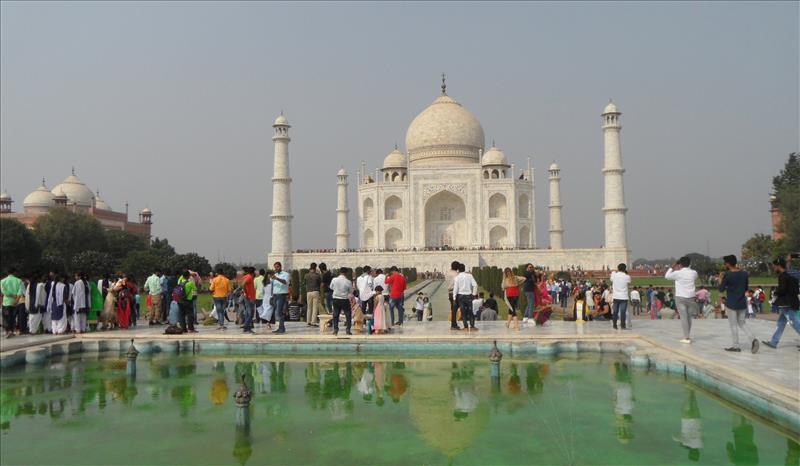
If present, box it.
[1,1,797,263]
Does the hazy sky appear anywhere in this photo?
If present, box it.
[1,1,797,264]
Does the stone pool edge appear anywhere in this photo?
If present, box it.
[2,335,798,434]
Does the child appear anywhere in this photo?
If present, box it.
[349,291,364,333]
[415,292,425,321]
[423,297,433,321]
[745,290,755,318]
[373,286,388,334]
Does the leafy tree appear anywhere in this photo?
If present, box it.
[33,208,107,268]
[0,218,42,274]
[741,234,774,273]
[772,152,800,192]
[150,237,176,259]
[213,262,238,279]
[773,153,800,253]
[105,230,148,263]
[683,253,719,276]
[119,250,164,285]
[166,253,211,276]
[71,250,115,278]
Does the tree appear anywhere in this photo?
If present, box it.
[119,250,164,285]
[683,253,719,276]
[773,153,800,253]
[33,208,107,268]
[213,262,238,279]
[166,253,212,276]
[0,218,42,274]
[150,237,176,259]
[741,234,774,273]
[105,230,148,264]
[71,250,115,278]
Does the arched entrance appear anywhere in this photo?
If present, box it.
[489,225,508,248]
[425,191,467,248]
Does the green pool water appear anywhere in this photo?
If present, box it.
[1,353,797,465]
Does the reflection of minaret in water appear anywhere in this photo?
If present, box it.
[679,389,703,462]
[613,362,634,444]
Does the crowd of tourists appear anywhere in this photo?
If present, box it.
[1,253,798,352]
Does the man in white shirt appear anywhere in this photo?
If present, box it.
[446,261,461,330]
[356,266,375,316]
[330,267,353,336]
[373,269,387,298]
[665,256,699,344]
[453,263,478,330]
[610,263,632,330]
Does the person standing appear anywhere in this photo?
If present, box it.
[70,272,90,334]
[319,263,333,316]
[762,258,800,349]
[160,272,171,324]
[414,292,425,321]
[665,256,699,343]
[385,266,407,326]
[356,266,375,317]
[630,287,641,317]
[373,268,387,306]
[695,286,710,313]
[175,270,197,333]
[522,263,536,322]
[372,285,388,334]
[209,268,231,330]
[48,275,70,335]
[330,267,353,336]
[719,255,759,353]
[270,262,290,334]
[446,261,461,330]
[26,274,46,334]
[610,264,631,330]
[1,268,24,338]
[254,269,265,323]
[143,269,163,326]
[502,267,525,330]
[453,263,478,331]
[115,275,136,329]
[304,263,322,326]
[240,267,256,334]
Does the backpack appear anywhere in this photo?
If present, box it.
[172,282,187,304]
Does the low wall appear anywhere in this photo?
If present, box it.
[273,247,629,273]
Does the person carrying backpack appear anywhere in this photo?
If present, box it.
[174,270,197,333]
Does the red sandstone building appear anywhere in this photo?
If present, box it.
[0,172,152,236]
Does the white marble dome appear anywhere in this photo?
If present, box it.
[405,93,485,167]
[94,191,112,211]
[23,182,55,208]
[274,114,289,126]
[383,149,407,169]
[481,146,509,166]
[603,101,619,114]
[0,191,10,201]
[51,175,94,207]
[549,162,560,171]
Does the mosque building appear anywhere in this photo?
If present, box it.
[268,78,629,272]
[0,170,152,236]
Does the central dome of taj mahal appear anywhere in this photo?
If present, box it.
[405,78,485,168]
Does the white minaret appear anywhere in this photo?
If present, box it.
[335,168,350,251]
[548,162,564,249]
[270,114,293,260]
[602,101,628,249]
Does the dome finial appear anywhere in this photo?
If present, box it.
[71,166,75,176]
[492,138,495,147]
[394,142,398,150]
[41,177,46,187]
[441,73,446,95]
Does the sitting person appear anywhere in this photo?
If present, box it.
[701,303,715,319]
[480,302,498,321]
[592,302,611,320]
[658,306,677,319]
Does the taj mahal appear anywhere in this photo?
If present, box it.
[268,77,629,272]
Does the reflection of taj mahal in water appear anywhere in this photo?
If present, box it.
[268,77,629,272]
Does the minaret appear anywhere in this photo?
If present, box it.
[335,168,350,251]
[602,101,628,249]
[270,113,293,261]
[548,163,564,249]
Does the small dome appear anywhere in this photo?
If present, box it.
[140,207,152,214]
[603,101,619,114]
[383,149,408,169]
[481,146,509,166]
[51,174,94,207]
[23,182,55,208]
[337,168,347,176]
[549,162,560,171]
[94,191,112,211]
[0,191,11,201]
[273,114,289,126]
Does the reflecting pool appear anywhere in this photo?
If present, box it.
[1,353,797,465]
